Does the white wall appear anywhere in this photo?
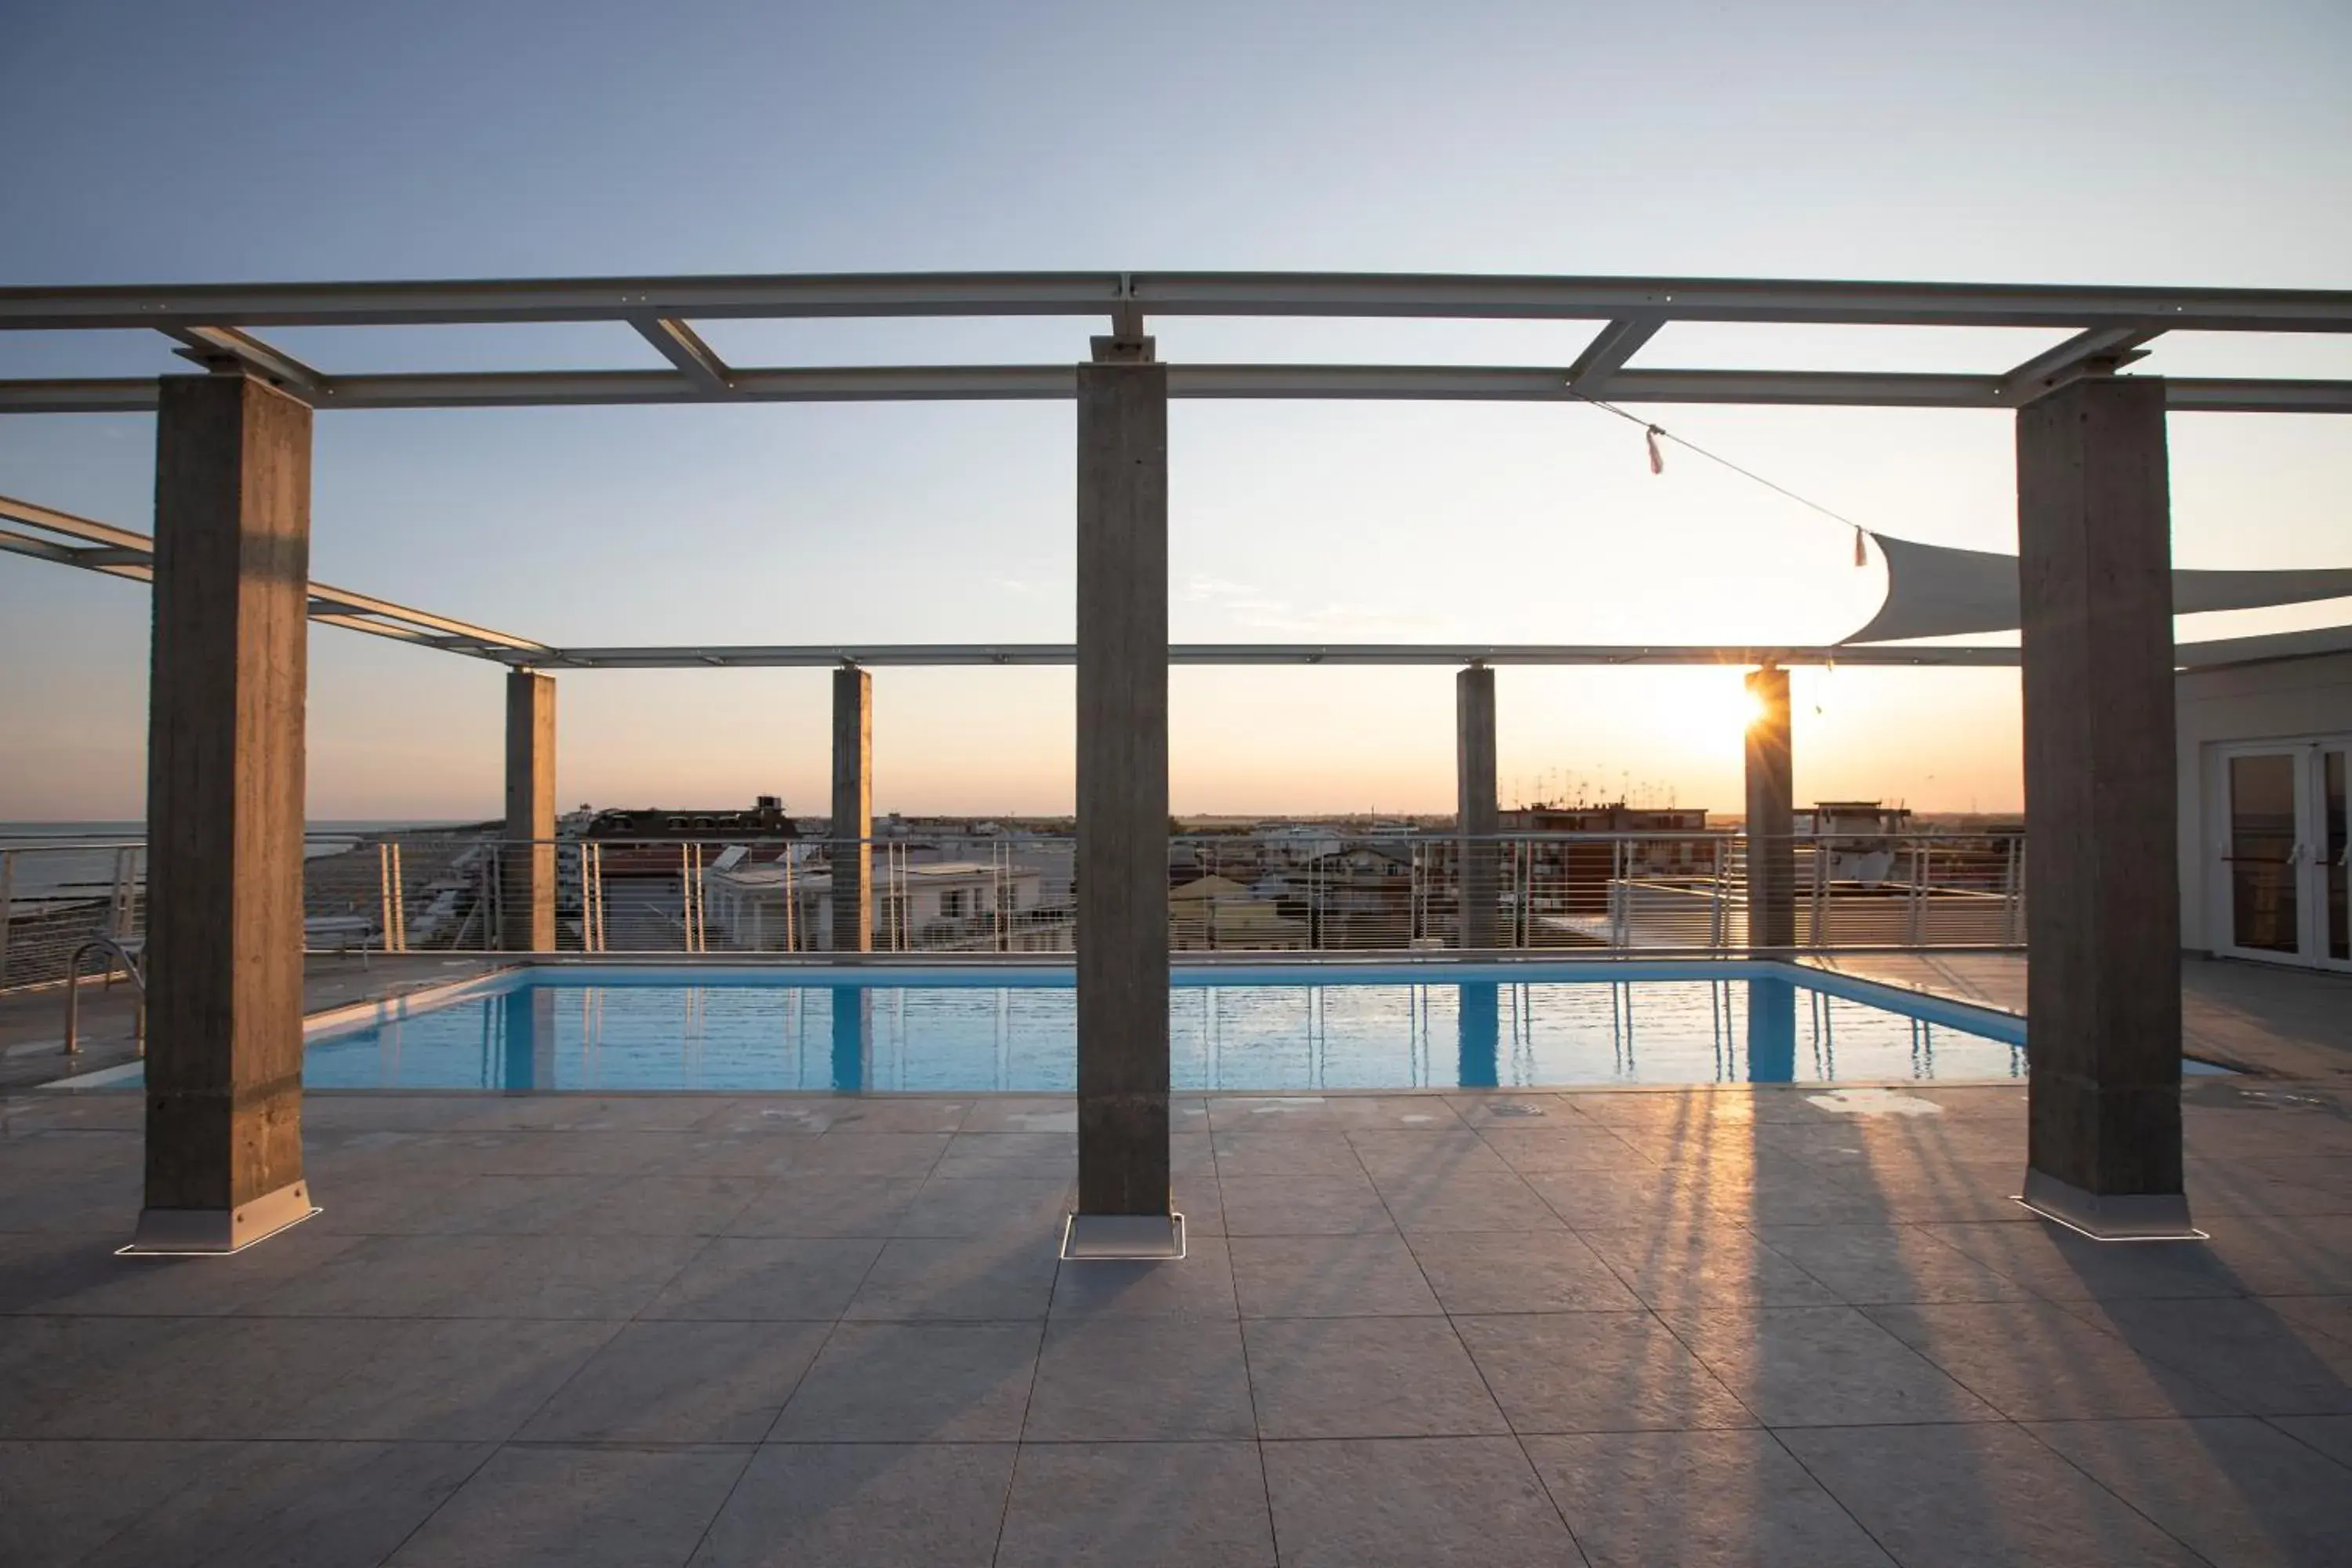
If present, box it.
[2175,651,2352,952]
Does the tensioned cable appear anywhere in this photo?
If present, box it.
[1566,386,1875,561]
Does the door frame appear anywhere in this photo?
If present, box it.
[2209,735,2352,971]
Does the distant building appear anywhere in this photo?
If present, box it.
[703,855,1051,951]
[1169,873,1308,949]
[1499,802,1723,925]
[580,797,797,866]
[1501,804,1710,834]
[1303,843,1418,948]
[1800,801,1912,884]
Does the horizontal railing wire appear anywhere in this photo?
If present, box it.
[2,827,2026,989]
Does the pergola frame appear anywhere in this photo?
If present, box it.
[2,268,2349,414]
[10,492,2343,673]
[8,267,2350,1258]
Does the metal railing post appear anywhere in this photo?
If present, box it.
[1515,839,1529,949]
[107,846,134,940]
[484,850,502,951]
[1710,837,1726,950]
[680,841,706,953]
[1610,839,1628,949]
[782,844,797,953]
[2002,835,2022,946]
[1809,835,1828,947]
[0,848,13,991]
[1907,841,1926,946]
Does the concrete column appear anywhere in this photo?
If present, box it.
[831,665,873,953]
[503,670,557,952]
[1069,333,1175,1255]
[136,374,314,1254]
[1456,665,1499,949]
[2016,377,2190,1238]
[1744,666,1795,949]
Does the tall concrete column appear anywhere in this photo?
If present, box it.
[831,664,873,953]
[2016,376,2190,1238]
[1069,332,1175,1255]
[503,670,557,952]
[136,374,314,1253]
[1456,665,1499,949]
[1744,666,1795,949]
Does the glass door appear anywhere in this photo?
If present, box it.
[2220,749,2305,959]
[2323,744,2350,971]
[2217,739,2352,970]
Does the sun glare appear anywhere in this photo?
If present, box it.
[1724,682,1770,736]
[1660,679,1772,752]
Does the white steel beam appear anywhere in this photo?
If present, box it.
[1565,316,1663,394]
[5,270,2350,332]
[159,325,327,395]
[6,366,2347,413]
[470,636,2352,672]
[7,493,2333,677]
[630,316,733,392]
[1999,326,2160,404]
[517,642,2029,670]
[0,492,551,659]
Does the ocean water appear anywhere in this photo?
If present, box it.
[276,962,2025,1093]
[0,822,475,901]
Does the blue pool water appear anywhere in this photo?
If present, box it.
[269,963,2026,1093]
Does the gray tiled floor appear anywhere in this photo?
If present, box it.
[6,1081,2352,1565]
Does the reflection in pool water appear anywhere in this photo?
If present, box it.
[296,965,2024,1094]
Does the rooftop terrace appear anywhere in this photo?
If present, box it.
[3,954,2350,1565]
[5,263,2352,1560]
[5,1062,2351,1566]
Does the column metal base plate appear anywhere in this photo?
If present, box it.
[2016,1169,2205,1242]
[1062,1211,1186,1261]
[120,1180,321,1257]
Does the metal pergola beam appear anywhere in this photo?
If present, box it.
[484,637,2341,672]
[9,480,2342,676]
[4,499,2331,675]
[1565,317,1664,394]
[162,325,328,394]
[0,270,2345,416]
[0,492,554,659]
[1999,325,2159,401]
[515,641,2017,670]
[630,316,733,392]
[6,366,2348,415]
[5,270,2351,332]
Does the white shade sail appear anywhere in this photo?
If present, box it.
[1842,532,2352,644]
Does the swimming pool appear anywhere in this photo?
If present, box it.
[238,961,2025,1093]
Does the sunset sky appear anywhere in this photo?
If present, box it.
[2,2,2347,822]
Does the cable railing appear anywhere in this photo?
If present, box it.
[0,827,2026,988]
[0,838,147,993]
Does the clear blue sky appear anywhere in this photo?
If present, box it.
[3,0,2347,820]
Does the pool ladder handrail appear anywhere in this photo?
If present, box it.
[64,936,146,1058]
